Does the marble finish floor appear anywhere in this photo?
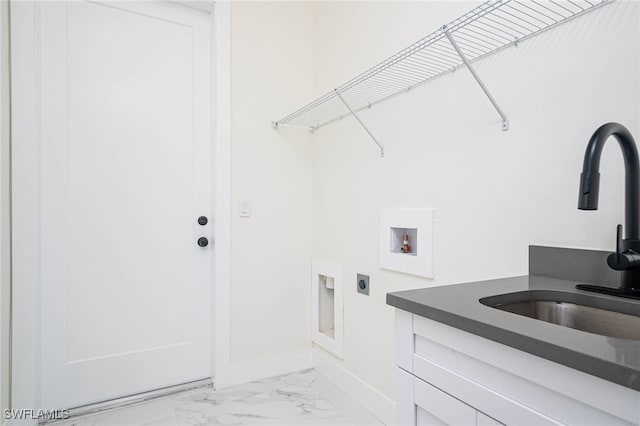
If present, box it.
[51,370,383,426]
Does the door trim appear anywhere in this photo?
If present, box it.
[10,0,42,413]
[211,1,232,390]
[9,0,232,415]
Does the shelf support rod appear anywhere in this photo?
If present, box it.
[335,89,385,157]
[444,29,509,131]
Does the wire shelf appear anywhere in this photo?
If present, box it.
[272,0,612,132]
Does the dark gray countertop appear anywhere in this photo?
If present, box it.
[386,246,640,392]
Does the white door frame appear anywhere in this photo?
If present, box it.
[9,0,232,414]
[210,0,232,392]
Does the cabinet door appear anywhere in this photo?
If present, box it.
[414,376,476,425]
[416,406,448,426]
[397,368,416,426]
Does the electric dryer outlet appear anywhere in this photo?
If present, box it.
[357,274,369,295]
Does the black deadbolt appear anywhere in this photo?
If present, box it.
[197,237,209,247]
[198,216,208,226]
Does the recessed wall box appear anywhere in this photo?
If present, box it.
[380,209,434,278]
[311,261,343,358]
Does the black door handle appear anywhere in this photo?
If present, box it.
[197,237,209,247]
[198,216,208,226]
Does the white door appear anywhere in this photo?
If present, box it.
[37,1,212,409]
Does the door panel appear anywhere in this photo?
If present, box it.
[39,1,212,409]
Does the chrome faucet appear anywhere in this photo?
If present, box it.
[576,122,640,299]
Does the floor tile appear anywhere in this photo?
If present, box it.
[52,398,177,426]
[50,370,382,426]
[142,417,180,426]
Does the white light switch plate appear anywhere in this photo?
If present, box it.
[239,200,251,217]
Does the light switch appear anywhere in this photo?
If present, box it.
[239,200,251,217]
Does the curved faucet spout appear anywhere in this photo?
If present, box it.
[578,122,640,240]
[576,122,640,296]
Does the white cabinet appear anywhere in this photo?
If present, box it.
[394,309,640,426]
[397,367,502,426]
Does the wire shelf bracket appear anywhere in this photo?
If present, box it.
[444,29,509,131]
[335,90,385,157]
[272,0,613,145]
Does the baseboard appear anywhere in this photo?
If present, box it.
[312,347,395,426]
[217,350,313,389]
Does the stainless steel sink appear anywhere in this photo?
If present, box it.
[480,290,640,340]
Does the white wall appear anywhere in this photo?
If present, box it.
[229,2,314,365]
[0,0,10,418]
[311,0,640,402]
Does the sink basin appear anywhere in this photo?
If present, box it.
[480,290,640,340]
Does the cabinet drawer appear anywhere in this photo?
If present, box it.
[414,375,476,425]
